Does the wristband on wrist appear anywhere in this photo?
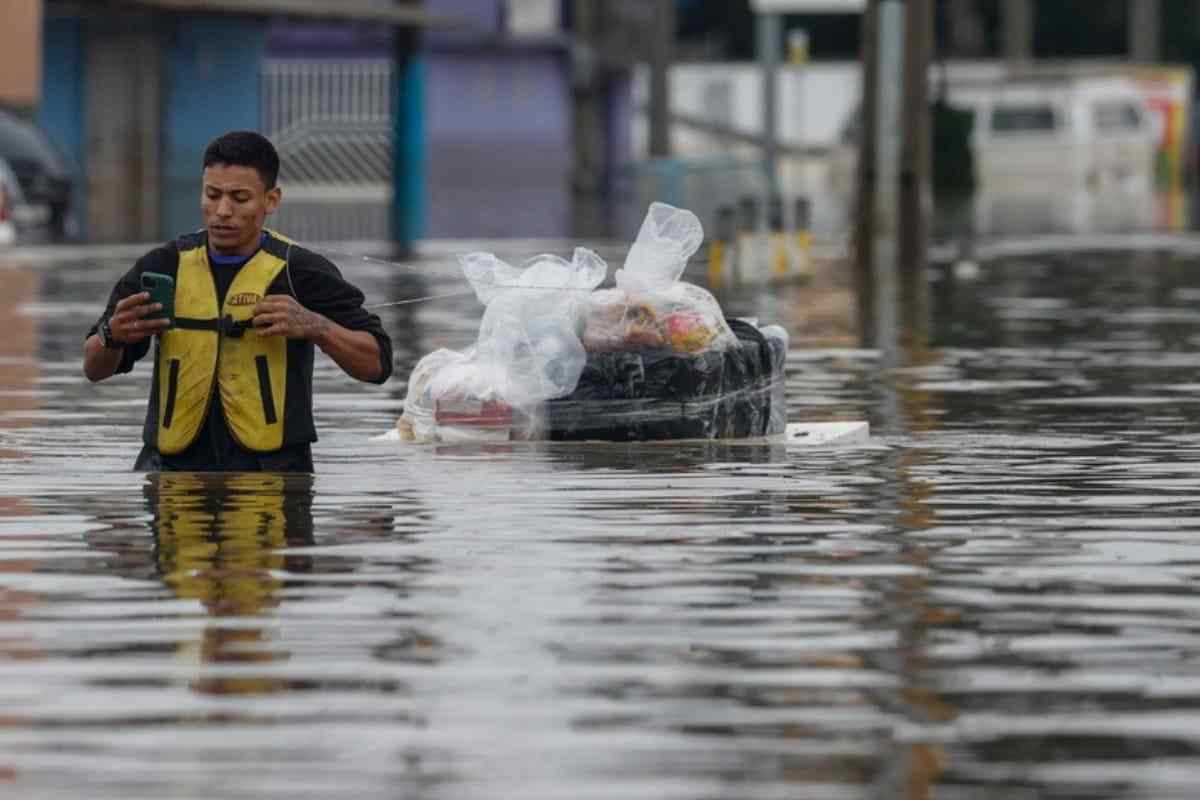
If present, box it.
[97,319,123,350]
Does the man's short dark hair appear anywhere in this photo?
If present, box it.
[203,131,280,189]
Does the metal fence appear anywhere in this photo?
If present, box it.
[261,59,394,243]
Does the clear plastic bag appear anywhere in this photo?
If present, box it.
[400,248,606,443]
[582,203,738,356]
[615,200,704,294]
[395,203,789,445]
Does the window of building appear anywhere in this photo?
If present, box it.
[990,105,1058,134]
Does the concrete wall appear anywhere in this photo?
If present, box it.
[631,61,863,158]
[38,11,265,241]
[0,0,43,109]
[85,25,165,242]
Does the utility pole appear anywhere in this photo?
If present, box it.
[392,0,426,255]
[855,0,932,353]
[854,0,880,346]
[900,0,932,347]
[570,0,609,237]
[1003,0,1033,68]
[758,11,783,198]
[945,0,986,58]
[871,0,904,357]
[648,0,674,158]
[1129,0,1160,63]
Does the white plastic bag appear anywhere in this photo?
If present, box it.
[615,201,705,295]
[400,247,607,443]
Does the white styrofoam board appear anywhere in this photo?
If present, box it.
[372,421,870,447]
[784,422,870,447]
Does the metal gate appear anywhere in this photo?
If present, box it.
[261,59,394,243]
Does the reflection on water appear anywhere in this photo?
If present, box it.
[150,473,313,616]
[2,246,1200,798]
[956,182,1179,239]
[148,473,314,696]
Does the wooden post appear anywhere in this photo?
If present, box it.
[1130,0,1160,63]
[945,0,986,58]
[871,0,905,357]
[900,0,932,348]
[570,0,608,237]
[648,0,674,158]
[1003,0,1032,68]
[854,0,880,346]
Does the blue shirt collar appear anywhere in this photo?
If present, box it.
[209,231,267,266]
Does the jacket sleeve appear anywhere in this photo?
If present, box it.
[288,250,394,384]
[86,246,176,375]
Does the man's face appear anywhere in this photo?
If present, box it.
[201,164,281,256]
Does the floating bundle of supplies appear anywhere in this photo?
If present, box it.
[396,203,788,444]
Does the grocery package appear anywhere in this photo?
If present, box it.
[581,203,739,356]
[395,203,789,444]
[399,248,606,443]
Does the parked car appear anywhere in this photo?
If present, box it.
[0,153,59,244]
[0,109,73,240]
[0,156,18,245]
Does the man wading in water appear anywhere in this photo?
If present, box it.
[83,131,393,472]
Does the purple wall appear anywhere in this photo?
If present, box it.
[424,0,507,45]
[425,49,572,238]
[265,21,392,57]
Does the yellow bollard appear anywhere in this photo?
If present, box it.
[796,229,812,254]
[771,233,789,281]
[708,239,726,289]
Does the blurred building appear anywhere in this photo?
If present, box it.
[263,0,619,243]
[423,0,579,240]
[0,0,636,245]
[4,0,436,243]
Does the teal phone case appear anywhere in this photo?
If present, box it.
[141,271,176,329]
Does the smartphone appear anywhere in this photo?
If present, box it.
[140,271,175,329]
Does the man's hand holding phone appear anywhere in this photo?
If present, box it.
[106,292,172,345]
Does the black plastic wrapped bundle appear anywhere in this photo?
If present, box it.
[545,319,787,442]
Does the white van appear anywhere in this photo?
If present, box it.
[956,74,1157,189]
[826,72,1161,235]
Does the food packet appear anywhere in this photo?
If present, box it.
[582,203,737,356]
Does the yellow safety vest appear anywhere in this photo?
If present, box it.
[156,233,292,454]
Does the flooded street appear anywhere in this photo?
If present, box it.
[3,242,1200,799]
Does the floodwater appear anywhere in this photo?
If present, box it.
[3,241,1200,799]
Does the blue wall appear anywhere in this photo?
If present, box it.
[163,17,266,237]
[39,16,86,235]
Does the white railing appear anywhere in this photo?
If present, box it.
[262,59,394,242]
[263,59,393,143]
